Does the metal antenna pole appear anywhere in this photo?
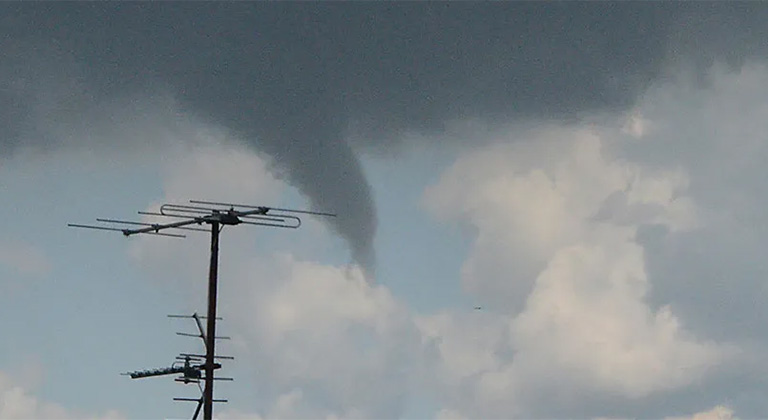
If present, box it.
[203,221,219,420]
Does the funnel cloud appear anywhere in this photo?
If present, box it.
[2,3,767,274]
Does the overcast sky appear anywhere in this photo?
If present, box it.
[2,3,768,419]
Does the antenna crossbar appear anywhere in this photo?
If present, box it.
[168,315,223,320]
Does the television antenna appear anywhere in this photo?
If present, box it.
[69,199,335,420]
[121,313,234,420]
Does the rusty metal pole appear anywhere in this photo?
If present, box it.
[203,221,220,420]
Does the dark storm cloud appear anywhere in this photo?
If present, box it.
[2,2,767,273]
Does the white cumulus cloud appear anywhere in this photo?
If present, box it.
[422,110,735,417]
[0,370,122,420]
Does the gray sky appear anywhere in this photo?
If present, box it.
[4,2,767,273]
[2,3,768,419]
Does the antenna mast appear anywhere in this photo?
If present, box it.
[70,199,335,420]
